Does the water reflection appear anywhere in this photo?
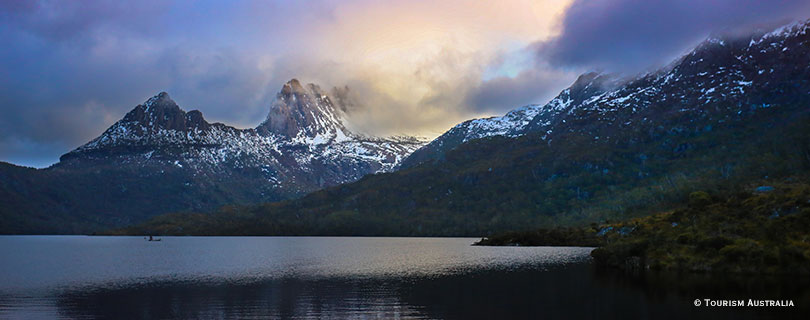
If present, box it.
[591,267,810,320]
[55,278,421,319]
[1,236,808,319]
[45,265,810,320]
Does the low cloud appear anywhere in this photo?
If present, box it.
[464,63,574,115]
[538,0,810,73]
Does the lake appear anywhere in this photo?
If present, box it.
[0,236,806,319]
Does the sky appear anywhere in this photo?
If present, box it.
[1,0,809,168]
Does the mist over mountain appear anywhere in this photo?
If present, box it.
[119,20,810,236]
[0,80,425,234]
[404,20,810,168]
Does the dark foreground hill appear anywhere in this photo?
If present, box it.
[477,181,810,275]
[115,21,810,237]
[590,181,810,274]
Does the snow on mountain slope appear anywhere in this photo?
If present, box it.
[400,72,618,168]
[403,19,810,168]
[60,80,426,193]
[257,79,353,145]
[529,19,810,142]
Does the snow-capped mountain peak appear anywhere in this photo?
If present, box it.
[122,91,210,132]
[402,19,810,168]
[398,71,619,168]
[59,80,427,201]
[257,79,353,145]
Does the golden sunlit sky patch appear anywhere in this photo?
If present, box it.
[262,0,575,137]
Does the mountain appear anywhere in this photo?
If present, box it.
[0,80,425,234]
[119,20,810,236]
[404,20,810,168]
[401,72,619,167]
[60,80,424,188]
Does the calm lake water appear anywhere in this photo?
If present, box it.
[0,236,807,319]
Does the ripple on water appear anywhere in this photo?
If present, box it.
[0,236,595,319]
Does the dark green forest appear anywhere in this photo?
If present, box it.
[0,161,293,234]
[591,181,810,274]
[479,181,810,274]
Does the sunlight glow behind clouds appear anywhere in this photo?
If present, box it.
[3,0,807,167]
[0,0,575,167]
[292,0,574,136]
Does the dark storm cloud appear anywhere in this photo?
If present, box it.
[0,1,166,167]
[464,67,573,114]
[539,0,810,72]
[0,1,294,167]
[0,0,167,43]
[466,0,810,119]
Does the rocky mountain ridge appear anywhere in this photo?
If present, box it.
[0,80,426,233]
[59,79,426,189]
[403,19,810,168]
